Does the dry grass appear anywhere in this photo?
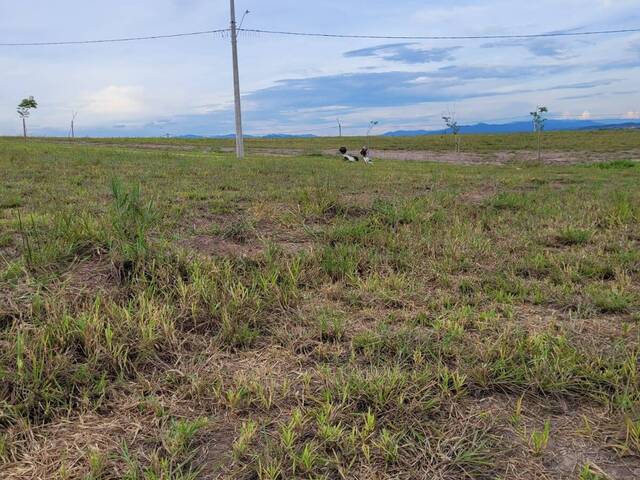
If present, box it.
[0,136,639,479]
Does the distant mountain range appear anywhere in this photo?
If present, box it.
[383,119,640,136]
[174,119,640,139]
[177,133,317,139]
[578,122,640,131]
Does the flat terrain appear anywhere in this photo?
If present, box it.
[23,129,640,166]
[1,133,639,479]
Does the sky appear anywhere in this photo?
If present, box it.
[1,0,640,137]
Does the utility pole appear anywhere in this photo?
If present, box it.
[70,112,77,139]
[229,0,244,158]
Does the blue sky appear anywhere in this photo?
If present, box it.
[1,0,639,136]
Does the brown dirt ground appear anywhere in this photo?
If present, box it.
[42,139,640,165]
[323,149,640,165]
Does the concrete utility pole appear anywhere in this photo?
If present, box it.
[229,0,245,158]
[70,112,77,139]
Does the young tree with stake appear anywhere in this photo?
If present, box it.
[442,113,461,153]
[17,96,38,140]
[366,120,379,138]
[530,106,548,162]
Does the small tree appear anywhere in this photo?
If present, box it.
[17,96,38,140]
[442,114,461,153]
[366,120,379,139]
[530,106,548,162]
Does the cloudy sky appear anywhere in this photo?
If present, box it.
[1,0,639,136]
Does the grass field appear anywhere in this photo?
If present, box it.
[1,135,639,479]
[15,128,640,154]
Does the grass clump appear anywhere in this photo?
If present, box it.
[317,309,346,343]
[0,193,22,209]
[320,244,363,281]
[593,159,637,169]
[372,198,419,228]
[556,227,592,246]
[221,218,256,244]
[589,287,632,313]
[109,177,156,266]
[487,192,529,211]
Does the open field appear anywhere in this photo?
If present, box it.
[17,130,640,167]
[16,129,640,151]
[1,135,639,479]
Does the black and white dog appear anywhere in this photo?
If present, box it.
[339,146,372,164]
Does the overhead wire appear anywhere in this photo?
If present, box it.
[2,26,640,47]
[0,29,229,46]
[237,27,640,41]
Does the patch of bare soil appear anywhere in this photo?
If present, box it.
[459,184,498,204]
[44,138,640,166]
[193,423,238,479]
[182,235,264,258]
[181,211,314,259]
[58,257,120,298]
[322,149,640,165]
[469,394,640,480]
[220,147,308,157]
[258,219,316,251]
[45,139,207,152]
[0,286,28,330]
[181,229,313,259]
[511,305,639,358]
[544,412,640,480]
[0,403,147,480]
[0,400,237,480]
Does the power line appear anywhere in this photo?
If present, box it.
[238,26,640,41]
[0,29,229,46]
[2,25,640,47]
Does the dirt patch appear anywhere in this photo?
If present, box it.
[323,148,640,165]
[59,257,120,296]
[182,235,264,258]
[42,138,640,165]
[183,234,313,258]
[193,423,237,479]
[44,139,206,152]
[473,394,640,480]
[0,410,138,479]
[257,220,316,249]
[527,403,640,479]
[511,304,638,349]
[460,184,498,204]
[184,211,245,233]
[180,210,315,259]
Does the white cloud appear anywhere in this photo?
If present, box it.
[84,86,145,116]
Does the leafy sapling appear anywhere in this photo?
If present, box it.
[366,120,379,138]
[17,96,38,140]
[442,114,461,153]
[530,106,548,162]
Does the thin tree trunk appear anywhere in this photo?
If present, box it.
[537,131,541,162]
[22,117,26,141]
